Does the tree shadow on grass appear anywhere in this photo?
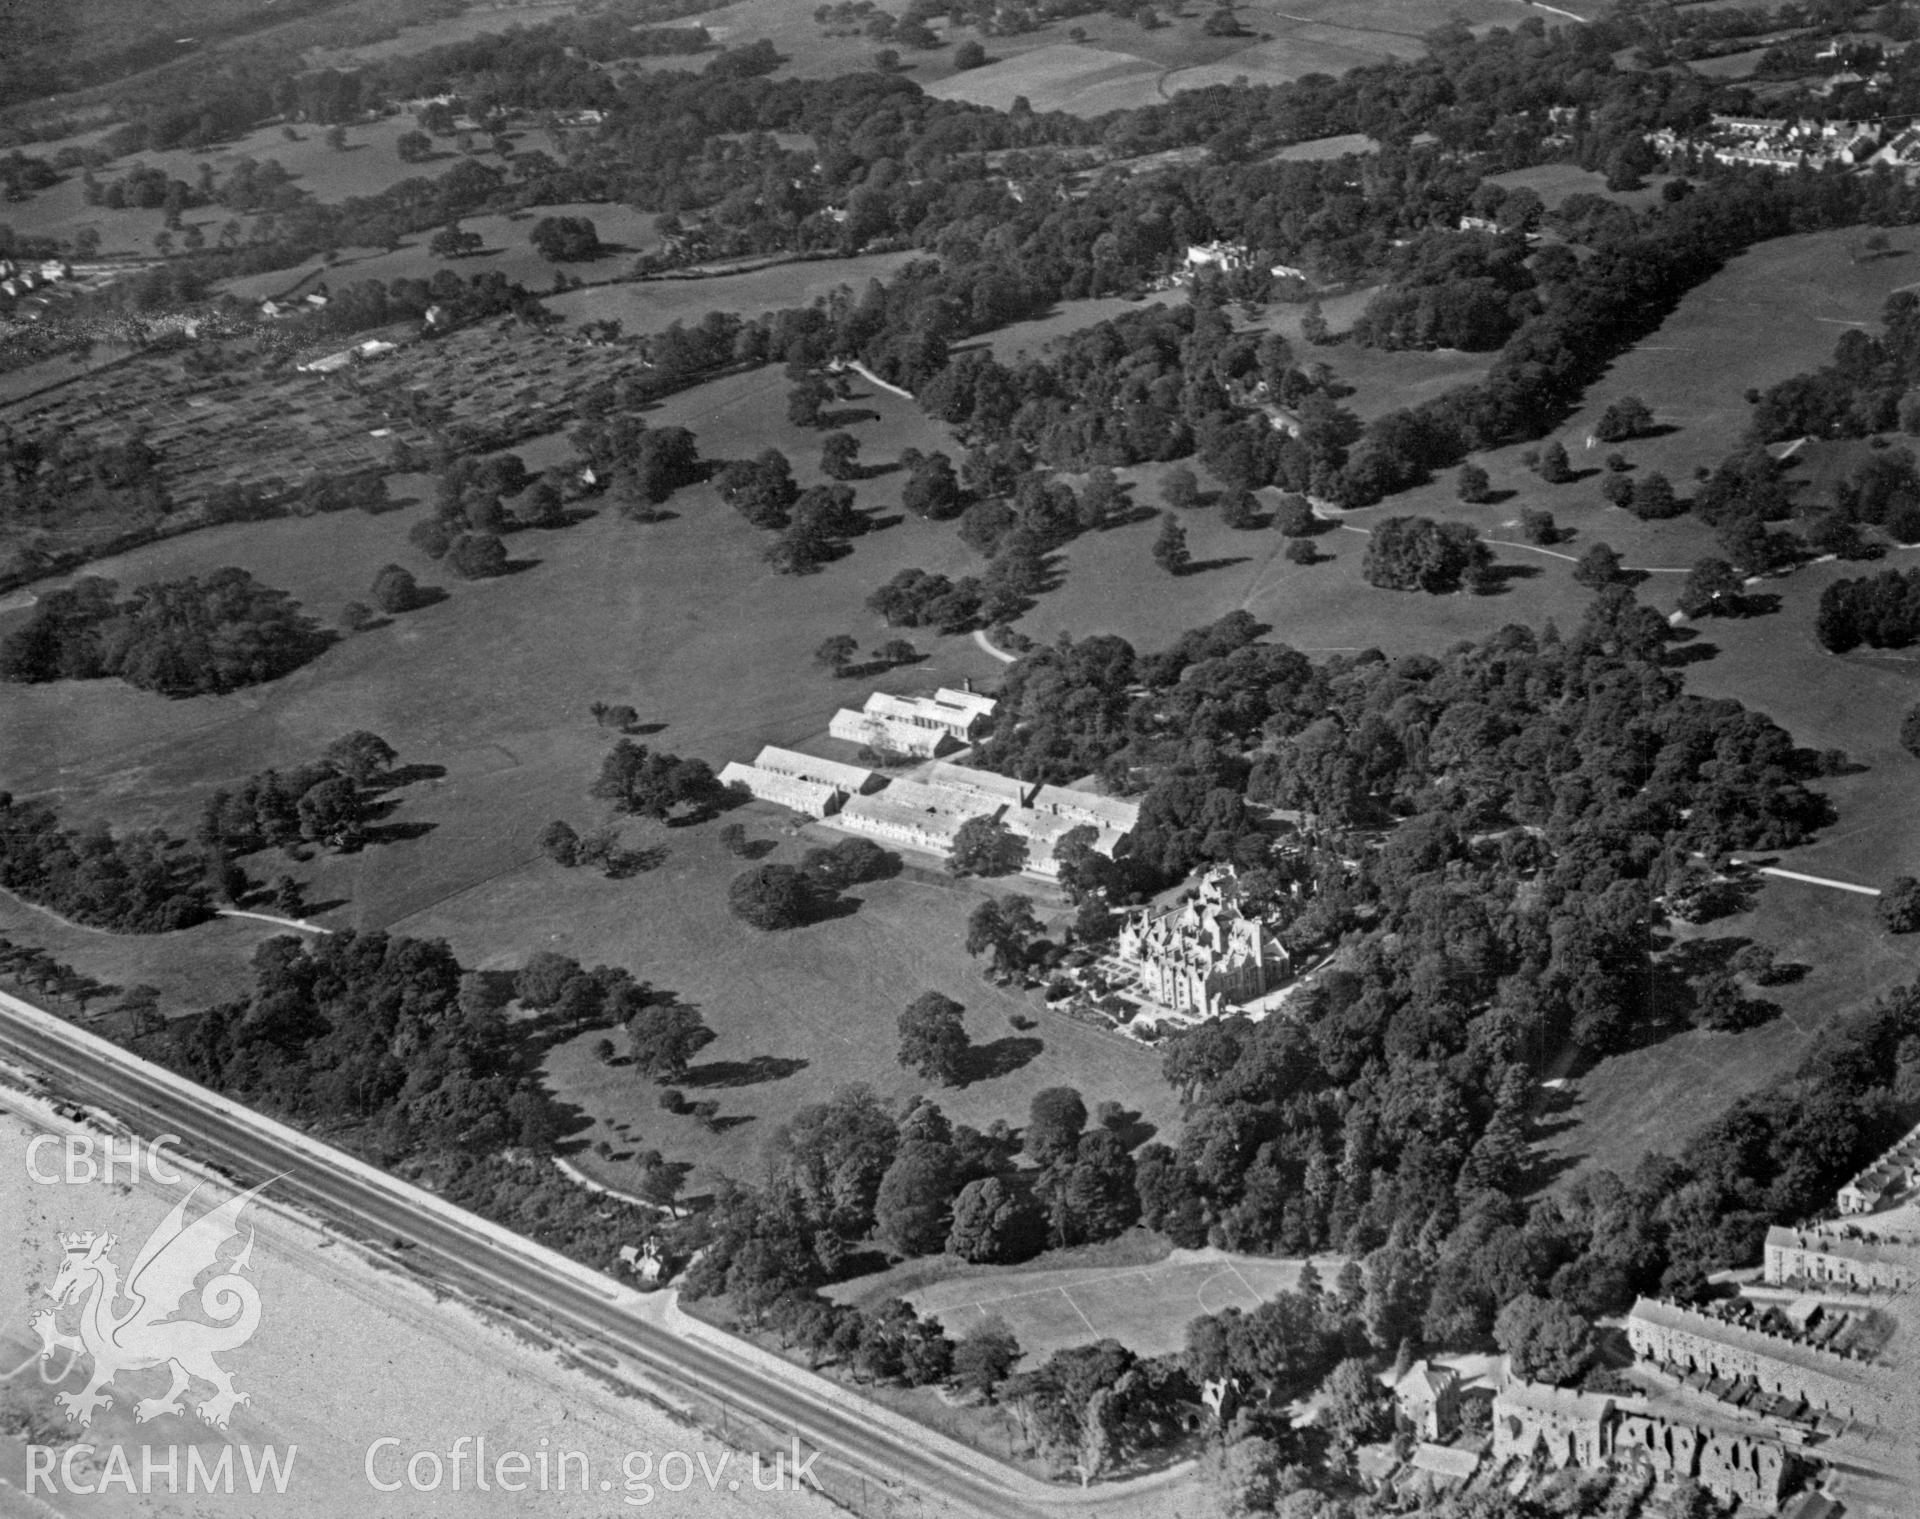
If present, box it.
[1182,555,1252,576]
[603,845,667,878]
[1474,562,1540,594]
[678,1053,810,1089]
[361,819,437,846]
[382,762,448,789]
[1663,636,1720,668]
[958,1035,1043,1086]
[1097,1105,1157,1150]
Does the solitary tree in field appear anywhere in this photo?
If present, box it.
[819,431,861,480]
[1536,440,1573,484]
[728,863,817,930]
[1628,471,1682,520]
[540,820,582,866]
[429,222,483,259]
[528,214,599,261]
[370,563,423,613]
[625,1001,713,1078]
[813,633,858,674]
[1161,466,1201,511]
[1880,876,1920,933]
[1573,541,1623,590]
[325,125,348,151]
[1594,395,1654,442]
[1678,557,1742,618]
[1152,514,1191,576]
[964,895,1039,978]
[1901,705,1920,758]
[897,992,969,1084]
[1519,508,1556,546]
[1219,487,1260,529]
[325,731,397,785]
[1273,493,1315,536]
[1456,463,1492,503]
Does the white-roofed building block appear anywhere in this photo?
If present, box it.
[717,762,842,818]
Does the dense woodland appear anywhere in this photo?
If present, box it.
[0,796,210,932]
[156,928,679,1266]
[0,570,328,696]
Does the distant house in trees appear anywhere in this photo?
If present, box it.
[1184,240,1256,272]
[1114,865,1291,1020]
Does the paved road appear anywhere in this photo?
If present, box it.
[0,994,1054,1519]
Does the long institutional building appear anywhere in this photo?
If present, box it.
[719,690,1139,878]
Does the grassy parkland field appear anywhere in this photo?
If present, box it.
[894,1247,1349,1365]
[0,356,1180,1185]
[702,0,1555,116]
[220,203,666,304]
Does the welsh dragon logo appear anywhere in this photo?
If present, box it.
[31,1180,269,1430]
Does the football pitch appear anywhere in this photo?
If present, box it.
[910,1249,1347,1363]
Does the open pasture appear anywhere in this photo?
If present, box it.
[545,250,923,330]
[0,892,282,1016]
[904,1248,1345,1364]
[696,0,1232,100]
[1488,161,1674,213]
[924,43,1166,116]
[460,819,1177,1187]
[4,114,472,253]
[1544,227,1920,487]
[0,359,1181,1183]
[221,204,665,303]
[1272,132,1380,163]
[302,0,586,65]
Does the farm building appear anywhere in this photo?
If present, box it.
[718,746,883,818]
[828,687,996,758]
[753,746,883,796]
[717,764,841,818]
[824,760,1135,878]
